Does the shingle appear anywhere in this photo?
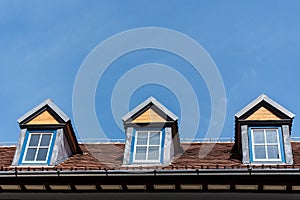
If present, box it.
[0,146,15,167]
[1,142,300,171]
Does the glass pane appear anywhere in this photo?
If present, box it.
[266,129,278,143]
[149,132,160,145]
[267,145,280,159]
[36,148,49,161]
[135,147,147,160]
[40,134,52,146]
[148,146,159,160]
[25,148,37,161]
[29,134,40,146]
[253,130,265,143]
[254,145,266,159]
[136,132,148,145]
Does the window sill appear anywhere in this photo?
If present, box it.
[122,163,166,167]
[10,165,55,168]
[248,162,287,165]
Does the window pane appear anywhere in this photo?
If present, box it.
[266,130,278,143]
[29,134,40,146]
[136,132,148,145]
[36,148,49,161]
[254,145,266,159]
[40,134,52,146]
[267,145,280,159]
[135,147,147,160]
[253,130,265,143]
[149,132,160,145]
[148,146,159,160]
[25,148,37,161]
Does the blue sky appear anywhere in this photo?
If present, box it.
[1,0,300,143]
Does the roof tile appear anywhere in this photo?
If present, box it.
[1,142,300,171]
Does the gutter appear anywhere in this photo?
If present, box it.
[1,169,300,192]
[1,168,300,178]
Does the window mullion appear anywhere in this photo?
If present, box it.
[34,134,42,161]
[44,133,52,162]
[146,131,150,160]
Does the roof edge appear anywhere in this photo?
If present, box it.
[235,94,295,119]
[17,98,70,124]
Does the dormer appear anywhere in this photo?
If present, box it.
[11,99,81,166]
[235,94,295,165]
[122,97,181,166]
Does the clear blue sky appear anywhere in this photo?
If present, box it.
[1,0,300,143]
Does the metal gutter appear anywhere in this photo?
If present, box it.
[1,168,300,178]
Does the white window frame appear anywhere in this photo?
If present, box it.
[133,130,162,163]
[22,132,54,164]
[250,128,282,162]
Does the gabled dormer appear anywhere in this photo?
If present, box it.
[12,99,81,166]
[122,97,181,165]
[235,94,295,165]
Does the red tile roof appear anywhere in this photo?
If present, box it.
[0,146,16,168]
[1,142,300,171]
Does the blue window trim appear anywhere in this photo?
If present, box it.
[129,129,136,164]
[248,126,285,163]
[160,128,165,163]
[18,130,57,165]
[130,128,165,164]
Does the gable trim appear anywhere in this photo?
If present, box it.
[17,99,70,124]
[122,96,178,122]
[235,94,295,119]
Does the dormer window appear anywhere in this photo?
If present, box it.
[11,99,82,166]
[235,94,295,165]
[249,127,284,162]
[122,97,181,166]
[132,130,164,163]
[21,131,56,164]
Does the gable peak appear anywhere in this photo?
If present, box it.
[122,96,178,122]
[17,98,70,124]
[235,94,295,119]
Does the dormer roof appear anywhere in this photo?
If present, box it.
[122,96,178,123]
[17,99,70,125]
[235,94,295,120]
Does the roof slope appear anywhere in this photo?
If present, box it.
[2,142,300,170]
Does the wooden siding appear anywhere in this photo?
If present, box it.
[132,108,167,123]
[26,110,59,125]
[246,106,281,120]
